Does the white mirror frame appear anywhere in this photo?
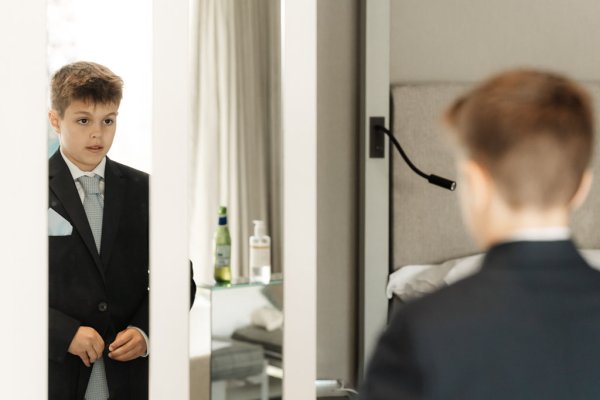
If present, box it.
[359,0,390,380]
[150,0,191,397]
[282,0,317,398]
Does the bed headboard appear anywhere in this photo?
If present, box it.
[391,83,600,270]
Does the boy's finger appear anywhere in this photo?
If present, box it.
[109,338,145,360]
[92,341,105,357]
[80,352,91,367]
[110,346,139,362]
[96,335,105,350]
[87,349,98,364]
[109,331,132,351]
[108,339,133,358]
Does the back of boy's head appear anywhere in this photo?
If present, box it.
[445,69,595,210]
[51,61,123,118]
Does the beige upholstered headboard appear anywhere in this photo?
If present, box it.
[391,83,600,270]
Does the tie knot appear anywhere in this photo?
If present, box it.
[79,175,101,195]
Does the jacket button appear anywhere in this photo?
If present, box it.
[98,302,108,312]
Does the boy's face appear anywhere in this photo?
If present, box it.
[49,100,118,171]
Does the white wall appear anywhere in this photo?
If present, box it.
[0,0,47,398]
[391,0,600,82]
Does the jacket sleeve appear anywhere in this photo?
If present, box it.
[49,307,81,362]
[129,292,149,336]
[190,260,197,309]
[359,311,424,400]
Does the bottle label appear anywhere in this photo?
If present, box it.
[250,247,270,268]
[215,245,231,267]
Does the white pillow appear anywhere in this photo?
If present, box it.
[581,249,600,270]
[387,249,600,302]
[443,254,483,285]
[387,254,482,301]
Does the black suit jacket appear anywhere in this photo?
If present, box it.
[49,151,196,400]
[361,240,600,400]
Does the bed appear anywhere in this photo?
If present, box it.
[388,82,600,305]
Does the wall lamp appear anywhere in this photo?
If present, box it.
[369,116,456,191]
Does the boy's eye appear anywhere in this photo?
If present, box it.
[103,118,114,126]
[77,118,89,125]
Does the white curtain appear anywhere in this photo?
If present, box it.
[189,0,282,284]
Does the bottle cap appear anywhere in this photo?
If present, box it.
[218,206,228,225]
[253,220,266,237]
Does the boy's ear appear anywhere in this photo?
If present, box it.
[48,110,61,134]
[461,159,493,212]
[570,170,593,210]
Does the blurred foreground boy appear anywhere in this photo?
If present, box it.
[48,61,195,400]
[361,70,600,399]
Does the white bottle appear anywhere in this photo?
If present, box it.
[249,220,271,284]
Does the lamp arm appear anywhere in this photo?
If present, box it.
[375,125,456,191]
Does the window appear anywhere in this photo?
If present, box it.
[47,0,152,172]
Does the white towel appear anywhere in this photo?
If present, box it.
[251,307,283,331]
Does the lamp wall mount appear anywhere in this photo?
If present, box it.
[369,116,386,158]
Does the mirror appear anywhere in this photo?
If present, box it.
[188,1,283,399]
[47,0,153,398]
[47,0,283,398]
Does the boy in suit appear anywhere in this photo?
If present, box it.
[360,70,600,399]
[48,61,195,400]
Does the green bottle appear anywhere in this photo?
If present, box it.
[213,206,232,284]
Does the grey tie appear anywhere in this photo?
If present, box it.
[79,175,104,253]
[78,175,109,400]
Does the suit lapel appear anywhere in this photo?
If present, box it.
[100,158,125,271]
[49,151,106,282]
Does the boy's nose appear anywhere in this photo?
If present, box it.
[90,128,102,138]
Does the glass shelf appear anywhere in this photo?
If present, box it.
[198,272,283,290]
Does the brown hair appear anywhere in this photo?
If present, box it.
[51,61,123,117]
[445,69,594,209]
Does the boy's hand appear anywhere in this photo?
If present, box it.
[108,328,147,361]
[68,326,105,367]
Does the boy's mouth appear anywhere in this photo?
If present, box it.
[86,145,104,152]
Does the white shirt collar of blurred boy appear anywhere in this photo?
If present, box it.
[508,226,571,242]
[59,146,106,181]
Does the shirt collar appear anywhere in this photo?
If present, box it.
[60,147,106,180]
[507,226,571,242]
